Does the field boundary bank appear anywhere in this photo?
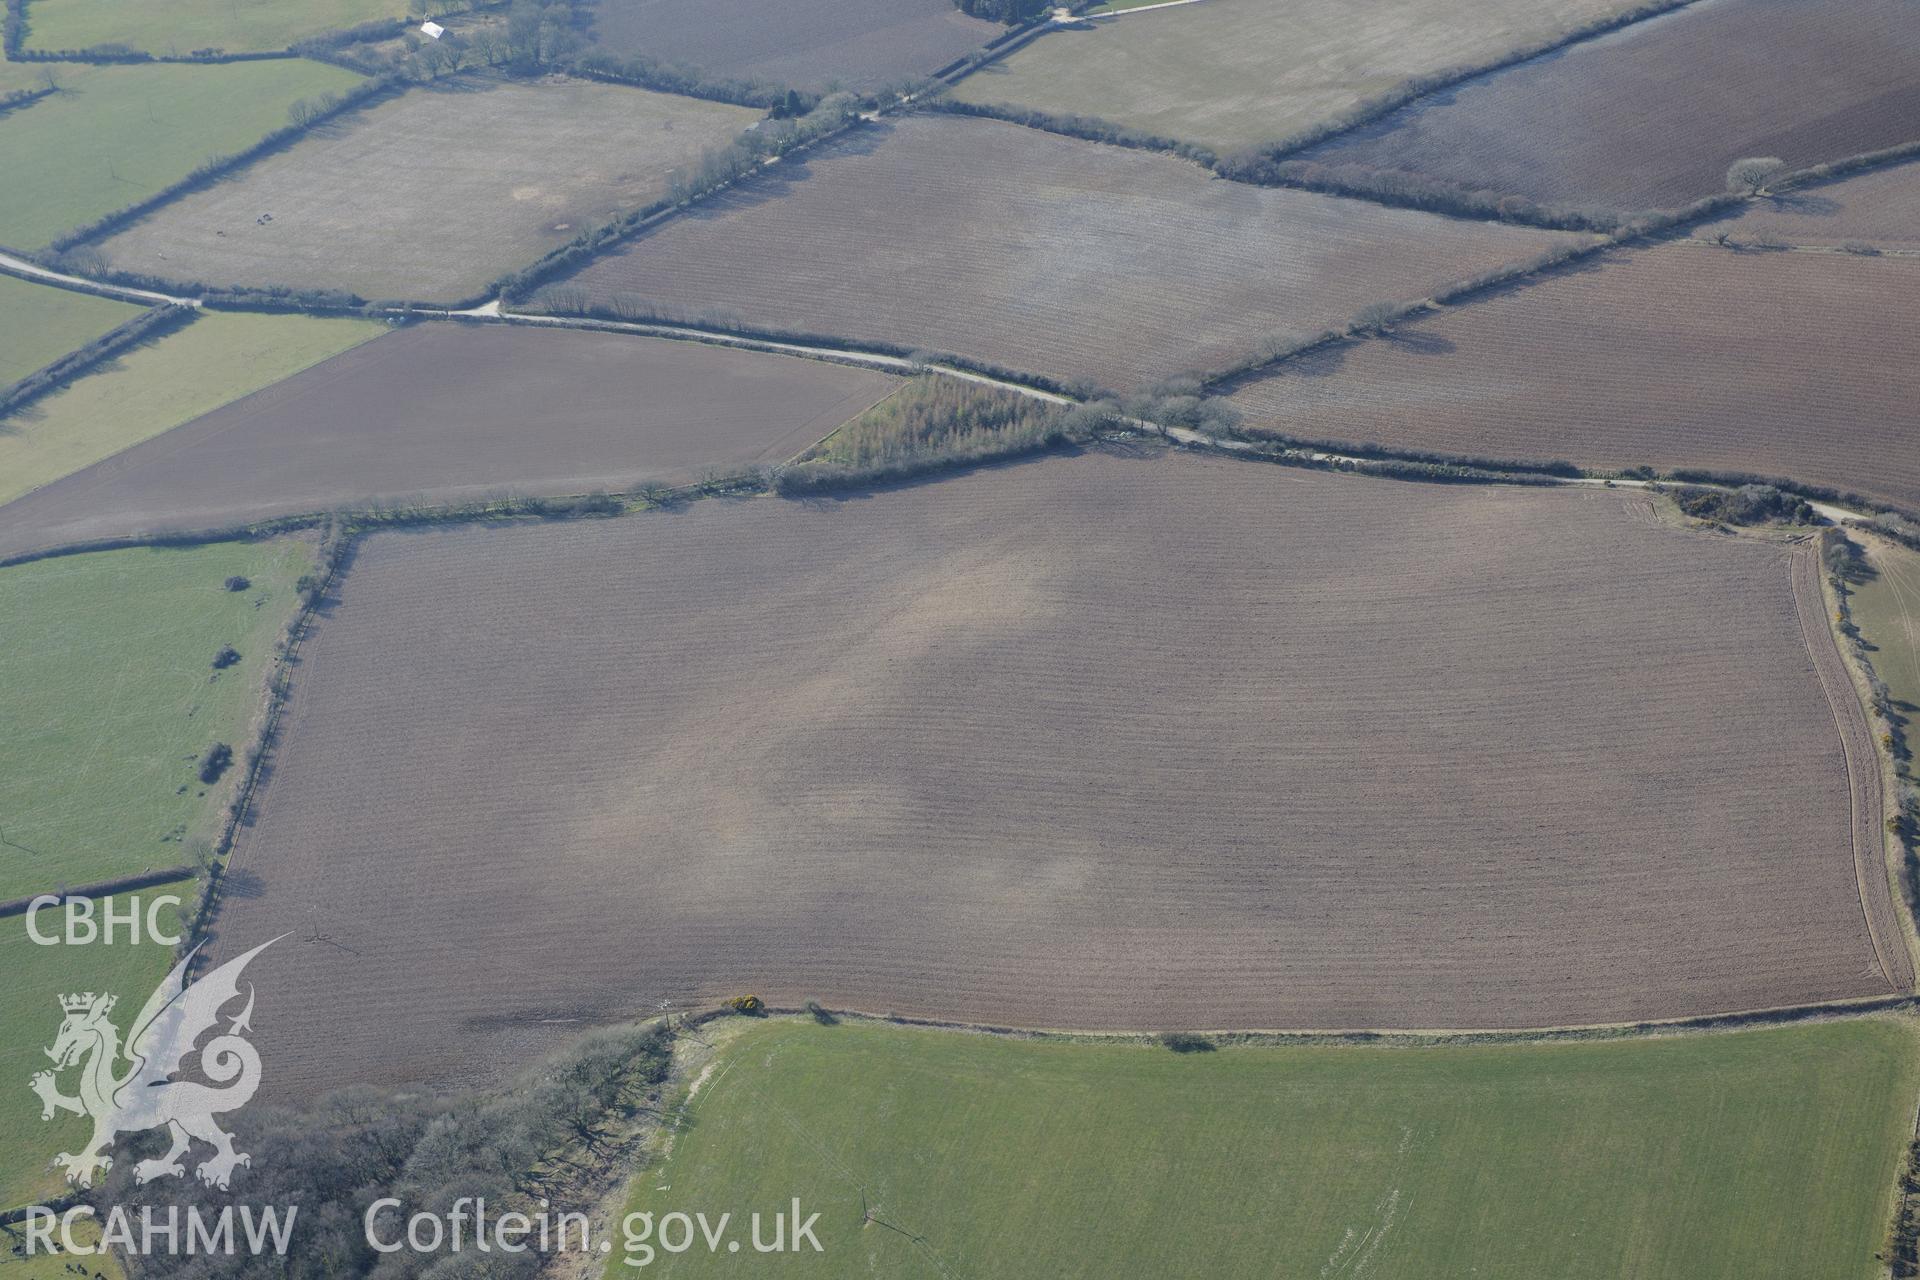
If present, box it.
[1794,547,1914,993]
[2,304,1914,571]
[1828,532,1920,985]
[0,863,194,917]
[177,525,352,977]
[689,994,1920,1048]
[0,82,53,115]
[43,74,408,255]
[932,0,1705,205]
[0,301,191,418]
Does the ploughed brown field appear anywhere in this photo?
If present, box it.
[542,115,1585,392]
[590,0,1002,93]
[0,323,899,561]
[1301,0,1920,214]
[1713,159,1920,251]
[214,451,1890,1096]
[92,77,759,302]
[1222,245,1920,513]
[947,0,1653,154]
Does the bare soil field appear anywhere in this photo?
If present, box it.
[1223,246,1920,513]
[949,0,1653,154]
[0,322,899,560]
[213,450,1885,1096]
[590,0,1002,93]
[1302,0,1920,214]
[1713,160,1920,251]
[93,77,760,302]
[544,115,1585,392]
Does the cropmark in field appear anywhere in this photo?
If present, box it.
[213,452,1889,1097]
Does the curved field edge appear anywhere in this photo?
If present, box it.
[598,1012,1920,1280]
[1838,533,1920,988]
[204,452,1885,1100]
[1796,546,1915,991]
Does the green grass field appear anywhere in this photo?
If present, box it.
[615,1017,1919,1279]
[0,58,362,249]
[23,0,404,55]
[0,884,186,1211]
[0,50,58,94]
[0,540,311,902]
[0,309,385,506]
[1857,538,1920,719]
[0,272,145,386]
[0,1212,123,1277]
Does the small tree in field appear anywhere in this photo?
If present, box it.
[1727,156,1785,195]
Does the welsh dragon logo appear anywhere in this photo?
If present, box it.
[30,937,280,1190]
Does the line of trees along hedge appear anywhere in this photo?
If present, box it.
[929,97,1218,166]
[571,48,814,111]
[493,95,861,300]
[1220,156,1631,232]
[0,303,194,418]
[2,0,295,64]
[0,82,54,116]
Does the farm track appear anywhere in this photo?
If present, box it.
[0,250,197,306]
[1793,548,1913,993]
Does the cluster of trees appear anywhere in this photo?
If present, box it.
[196,742,233,785]
[1671,483,1814,526]
[1892,1138,1920,1277]
[953,0,1049,23]
[777,375,1114,493]
[90,1022,675,1279]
